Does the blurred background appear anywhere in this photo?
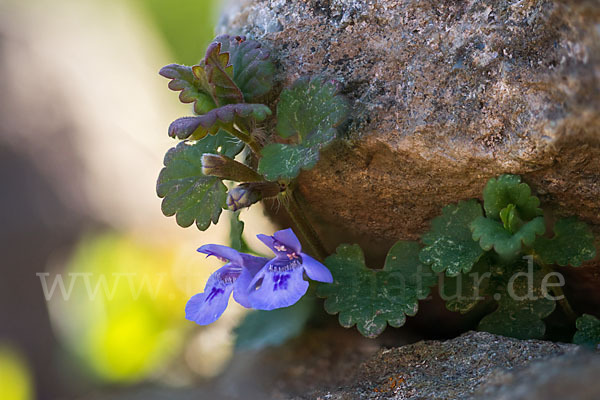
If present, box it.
[0,0,309,398]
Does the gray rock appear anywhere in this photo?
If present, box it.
[222,0,600,309]
[475,350,600,400]
[310,331,599,399]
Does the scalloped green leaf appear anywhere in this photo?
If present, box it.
[276,76,348,141]
[533,217,596,267]
[317,242,437,338]
[420,200,485,276]
[441,259,491,313]
[471,216,545,259]
[257,143,321,181]
[478,261,556,340]
[202,42,244,106]
[257,76,348,180]
[159,63,216,114]
[156,132,243,230]
[213,35,275,102]
[483,174,542,221]
[573,314,600,348]
[168,104,271,140]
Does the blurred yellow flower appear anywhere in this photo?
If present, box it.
[47,234,192,383]
[0,346,34,400]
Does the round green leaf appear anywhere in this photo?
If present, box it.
[258,76,348,181]
[257,142,322,181]
[317,242,436,338]
[156,132,243,230]
[420,199,484,276]
[478,261,555,340]
[483,174,542,221]
[276,76,348,141]
[533,217,596,267]
[441,259,491,313]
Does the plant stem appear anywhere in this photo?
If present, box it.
[538,260,578,322]
[280,189,328,261]
[228,126,262,156]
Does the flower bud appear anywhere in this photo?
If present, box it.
[201,154,263,182]
[226,182,282,211]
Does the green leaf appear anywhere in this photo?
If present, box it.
[229,210,252,253]
[213,35,275,102]
[230,210,245,251]
[258,76,349,180]
[317,242,437,338]
[499,203,523,234]
[441,259,491,313]
[234,296,315,351]
[471,216,545,259]
[533,217,596,267]
[257,143,321,181]
[573,314,600,348]
[159,63,216,114]
[156,131,243,230]
[420,200,485,276]
[482,174,542,221]
[197,130,245,158]
[168,104,272,140]
[478,260,555,340]
[276,76,349,140]
[201,42,244,106]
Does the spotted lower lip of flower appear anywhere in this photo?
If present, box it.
[247,228,333,310]
[185,244,268,325]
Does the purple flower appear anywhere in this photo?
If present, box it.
[248,228,333,310]
[185,244,268,325]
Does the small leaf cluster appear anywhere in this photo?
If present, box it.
[419,174,596,340]
[318,174,597,340]
[157,35,349,232]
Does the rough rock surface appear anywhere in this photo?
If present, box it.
[82,329,600,400]
[307,331,600,400]
[222,0,600,311]
[475,351,600,400]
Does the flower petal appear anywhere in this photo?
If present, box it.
[257,229,302,257]
[233,267,254,308]
[233,256,268,307]
[185,266,235,325]
[197,244,243,265]
[301,253,333,283]
[257,234,277,254]
[239,254,270,275]
[247,259,309,310]
[273,228,302,253]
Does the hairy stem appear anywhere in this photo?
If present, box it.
[538,260,577,322]
[280,189,328,261]
[227,126,262,156]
